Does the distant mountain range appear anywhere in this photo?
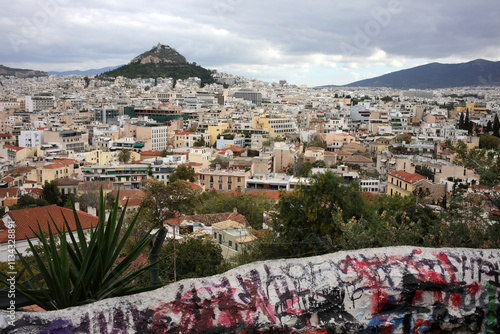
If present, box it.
[48,66,122,76]
[339,59,500,89]
[0,65,47,78]
[99,43,215,86]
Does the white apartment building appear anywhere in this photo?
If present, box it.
[18,130,44,148]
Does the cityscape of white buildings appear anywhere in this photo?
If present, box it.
[0,71,499,208]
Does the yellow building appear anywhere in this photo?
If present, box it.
[70,150,119,165]
[206,123,230,146]
[386,170,428,197]
[30,161,75,185]
[252,115,297,137]
[466,103,488,114]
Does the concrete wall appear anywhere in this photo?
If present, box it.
[1,246,499,333]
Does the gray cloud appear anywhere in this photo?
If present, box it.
[0,0,499,85]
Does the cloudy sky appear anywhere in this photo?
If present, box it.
[1,0,499,86]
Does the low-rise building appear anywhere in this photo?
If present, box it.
[212,219,256,259]
[197,168,251,192]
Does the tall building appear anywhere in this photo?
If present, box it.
[233,89,262,106]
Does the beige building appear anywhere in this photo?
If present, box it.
[29,161,75,185]
[269,141,299,173]
[320,133,356,151]
[70,150,118,166]
[212,219,256,259]
[0,144,36,164]
[304,147,325,162]
[44,129,88,152]
[197,168,251,192]
[188,147,216,168]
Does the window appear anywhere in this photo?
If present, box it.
[235,243,238,251]
[213,232,216,239]
[229,241,232,248]
[219,234,222,244]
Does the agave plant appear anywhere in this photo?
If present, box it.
[1,189,159,310]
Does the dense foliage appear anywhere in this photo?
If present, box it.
[100,63,215,87]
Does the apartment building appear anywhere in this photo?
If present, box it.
[252,115,298,136]
[44,129,88,153]
[30,161,75,185]
[197,168,251,192]
[18,130,44,148]
[172,130,210,149]
[189,147,215,168]
[212,219,256,259]
[386,170,445,201]
[82,164,149,189]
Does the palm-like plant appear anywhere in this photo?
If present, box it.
[1,189,159,310]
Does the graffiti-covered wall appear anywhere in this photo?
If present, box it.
[1,247,499,333]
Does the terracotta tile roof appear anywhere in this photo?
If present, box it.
[1,176,15,183]
[343,155,373,163]
[226,146,246,153]
[334,150,352,156]
[173,130,195,136]
[305,147,325,151]
[388,170,427,184]
[165,211,249,228]
[3,144,24,151]
[183,162,203,167]
[5,166,36,175]
[26,188,43,196]
[141,150,162,156]
[111,189,145,207]
[0,133,13,138]
[0,187,19,198]
[187,182,203,190]
[0,205,98,243]
[55,178,80,186]
[43,163,67,169]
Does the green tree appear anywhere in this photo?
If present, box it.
[458,112,465,129]
[451,140,500,213]
[9,194,49,210]
[485,120,493,133]
[197,190,275,229]
[42,180,61,205]
[275,171,366,257]
[479,133,500,150]
[415,165,435,182]
[381,96,393,103]
[141,179,201,284]
[210,156,230,169]
[159,236,224,282]
[77,188,99,212]
[193,135,206,147]
[169,165,195,183]
[118,149,131,163]
[493,115,500,137]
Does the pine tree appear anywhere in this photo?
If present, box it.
[486,120,492,133]
[458,112,465,129]
[493,115,500,137]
